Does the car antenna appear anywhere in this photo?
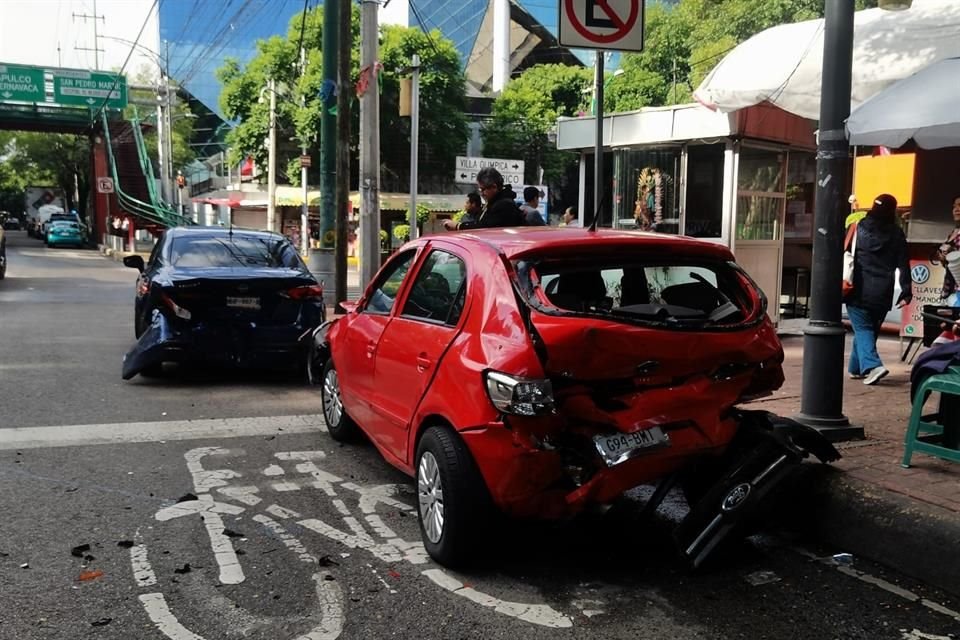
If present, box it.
[587,191,608,232]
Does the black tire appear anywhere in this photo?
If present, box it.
[415,426,491,567]
[320,359,358,442]
[138,363,165,378]
[134,309,145,339]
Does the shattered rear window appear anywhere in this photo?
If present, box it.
[516,256,764,328]
[169,235,304,269]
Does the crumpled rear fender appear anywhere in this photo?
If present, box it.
[121,311,183,380]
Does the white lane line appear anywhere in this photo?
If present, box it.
[273,481,302,492]
[295,572,345,640]
[0,414,327,450]
[263,464,286,476]
[131,544,158,588]
[422,569,572,629]
[253,514,317,564]
[139,593,207,640]
[794,546,960,622]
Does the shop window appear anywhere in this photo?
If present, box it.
[684,144,725,239]
[611,148,681,234]
[785,152,816,241]
[736,147,786,241]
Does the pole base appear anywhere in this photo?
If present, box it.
[793,413,865,442]
[308,249,336,293]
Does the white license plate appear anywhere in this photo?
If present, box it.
[226,296,261,310]
[593,427,669,466]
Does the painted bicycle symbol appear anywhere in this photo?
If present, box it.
[128,444,572,639]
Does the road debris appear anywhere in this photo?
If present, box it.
[176,492,198,503]
[70,544,90,558]
[90,617,112,627]
[173,563,192,574]
[117,540,134,549]
[78,569,104,582]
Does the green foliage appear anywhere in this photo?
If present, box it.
[409,202,430,226]
[0,131,90,219]
[393,224,410,243]
[483,64,593,185]
[216,5,467,188]
[379,228,389,249]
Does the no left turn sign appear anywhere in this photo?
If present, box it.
[559,0,645,51]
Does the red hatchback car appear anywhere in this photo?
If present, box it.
[314,227,837,567]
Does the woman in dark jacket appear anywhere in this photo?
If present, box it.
[846,194,912,385]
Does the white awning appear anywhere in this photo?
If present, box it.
[694,0,960,120]
[847,57,960,149]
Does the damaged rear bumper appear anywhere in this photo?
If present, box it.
[122,311,312,380]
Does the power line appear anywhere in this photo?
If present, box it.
[408,0,445,59]
[295,0,310,72]
[91,0,160,121]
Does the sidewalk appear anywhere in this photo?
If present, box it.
[761,327,960,596]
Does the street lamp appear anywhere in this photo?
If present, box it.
[797,0,912,439]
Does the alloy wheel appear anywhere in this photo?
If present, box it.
[418,451,444,544]
[322,368,343,426]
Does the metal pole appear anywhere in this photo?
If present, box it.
[156,86,168,203]
[409,54,420,241]
[312,0,339,287]
[300,47,310,258]
[796,0,862,440]
[359,0,381,286]
[164,42,174,203]
[267,77,277,232]
[593,52,604,227]
[335,0,352,309]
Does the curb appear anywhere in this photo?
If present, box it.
[787,465,960,597]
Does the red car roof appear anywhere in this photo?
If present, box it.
[425,227,735,262]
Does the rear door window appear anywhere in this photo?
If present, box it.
[168,235,298,268]
[401,250,467,325]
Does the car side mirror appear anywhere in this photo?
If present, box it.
[123,255,145,272]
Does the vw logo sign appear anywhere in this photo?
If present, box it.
[721,482,752,512]
[911,264,931,285]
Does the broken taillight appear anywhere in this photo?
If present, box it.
[484,371,556,416]
[281,284,324,300]
[159,292,192,320]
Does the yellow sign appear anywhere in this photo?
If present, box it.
[853,154,915,208]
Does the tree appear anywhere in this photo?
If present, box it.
[482,64,593,187]
[0,132,90,221]
[216,5,467,191]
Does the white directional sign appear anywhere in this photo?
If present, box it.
[96,177,114,194]
[559,0,645,52]
[455,156,525,186]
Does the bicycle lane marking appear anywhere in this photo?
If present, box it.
[132,446,346,640]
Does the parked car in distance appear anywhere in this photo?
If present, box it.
[313,227,839,568]
[45,220,85,248]
[2,217,20,231]
[121,226,326,379]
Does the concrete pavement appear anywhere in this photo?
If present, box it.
[759,330,960,597]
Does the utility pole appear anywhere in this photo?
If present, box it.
[334,0,352,309]
[156,84,169,203]
[796,0,862,440]
[314,0,339,287]
[593,51,605,227]
[359,0,381,286]
[164,42,175,207]
[408,54,420,241]
[267,77,278,232]
[73,0,105,69]
[300,47,310,258]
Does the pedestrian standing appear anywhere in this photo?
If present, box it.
[562,206,579,227]
[846,194,912,385]
[460,192,482,227]
[442,168,523,230]
[520,186,546,226]
[935,194,960,306]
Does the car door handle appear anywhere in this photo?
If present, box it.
[366,341,376,358]
[416,354,432,372]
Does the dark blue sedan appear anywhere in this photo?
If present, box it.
[121,227,325,379]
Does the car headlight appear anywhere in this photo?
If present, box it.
[484,370,555,416]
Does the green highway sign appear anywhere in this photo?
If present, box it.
[0,63,45,103]
[52,69,127,109]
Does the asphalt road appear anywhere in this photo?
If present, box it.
[2,230,959,640]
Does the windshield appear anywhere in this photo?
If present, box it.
[168,234,304,269]
[517,256,764,328]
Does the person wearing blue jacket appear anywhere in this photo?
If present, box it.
[846,194,913,385]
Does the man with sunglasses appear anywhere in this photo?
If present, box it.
[443,167,524,230]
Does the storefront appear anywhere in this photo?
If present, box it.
[555,102,818,324]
